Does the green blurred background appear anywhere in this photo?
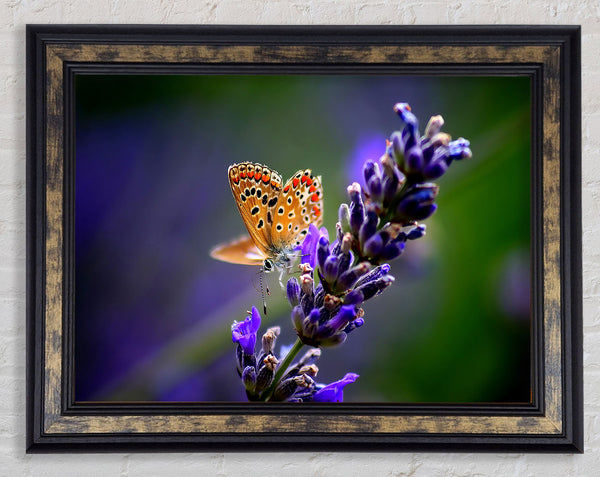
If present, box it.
[75,74,530,403]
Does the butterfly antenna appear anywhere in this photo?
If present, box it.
[251,272,261,294]
[259,269,268,315]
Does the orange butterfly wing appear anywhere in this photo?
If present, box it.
[211,162,324,266]
[209,235,266,266]
[226,163,283,258]
[269,169,324,250]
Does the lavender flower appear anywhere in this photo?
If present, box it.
[232,307,359,402]
[230,101,471,403]
[391,102,472,182]
[287,226,393,347]
[232,307,261,355]
[341,102,471,264]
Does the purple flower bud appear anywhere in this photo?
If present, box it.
[408,203,437,221]
[308,308,321,325]
[406,224,426,240]
[367,174,383,203]
[313,283,325,308]
[363,159,378,184]
[449,137,472,161]
[242,366,257,391]
[343,289,364,305]
[336,262,371,291]
[382,175,399,205]
[380,241,405,261]
[394,102,419,151]
[231,306,261,355]
[301,289,315,317]
[347,182,365,234]
[363,233,384,257]
[255,358,276,392]
[330,238,341,256]
[322,256,340,283]
[354,275,395,301]
[336,249,352,277]
[359,209,378,245]
[378,223,404,245]
[317,236,330,272]
[381,155,403,203]
[312,373,359,403]
[390,131,405,163]
[273,377,300,401]
[291,305,305,330]
[423,159,448,180]
[394,102,418,126]
[353,263,391,288]
[286,277,301,307]
[303,316,319,338]
[395,183,439,221]
[323,305,356,332]
[343,317,365,334]
[405,146,424,174]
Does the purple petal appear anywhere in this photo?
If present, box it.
[313,373,359,403]
[325,305,356,332]
[232,306,262,355]
[301,223,320,267]
[286,277,301,306]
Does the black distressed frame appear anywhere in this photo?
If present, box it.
[26,25,582,452]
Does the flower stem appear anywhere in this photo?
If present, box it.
[260,338,304,402]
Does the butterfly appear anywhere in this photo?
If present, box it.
[210,162,324,274]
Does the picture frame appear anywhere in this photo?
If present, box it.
[26,25,582,452]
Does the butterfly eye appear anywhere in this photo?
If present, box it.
[263,258,274,272]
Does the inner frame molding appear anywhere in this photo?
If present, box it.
[26,25,581,452]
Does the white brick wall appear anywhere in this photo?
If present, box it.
[1,1,597,475]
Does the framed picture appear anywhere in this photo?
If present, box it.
[26,25,582,452]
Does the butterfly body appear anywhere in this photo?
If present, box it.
[210,162,324,274]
